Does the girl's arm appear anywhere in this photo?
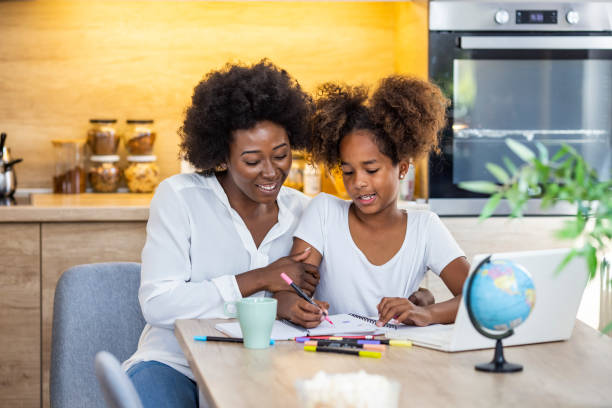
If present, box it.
[377,256,470,327]
[274,237,327,326]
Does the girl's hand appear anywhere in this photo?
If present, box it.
[376,297,434,327]
[263,248,320,296]
[274,291,330,329]
[408,287,435,307]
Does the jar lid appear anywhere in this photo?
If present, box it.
[90,155,120,162]
[126,119,154,124]
[127,155,157,162]
[52,139,86,146]
[89,119,117,124]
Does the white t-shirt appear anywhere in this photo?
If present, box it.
[294,193,465,317]
[123,173,309,379]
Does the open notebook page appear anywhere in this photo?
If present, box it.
[214,313,383,340]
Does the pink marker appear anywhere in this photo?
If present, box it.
[280,272,333,325]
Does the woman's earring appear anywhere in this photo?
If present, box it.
[399,174,405,179]
[215,163,228,172]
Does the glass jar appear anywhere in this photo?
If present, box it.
[124,155,160,193]
[51,139,86,194]
[124,119,156,155]
[89,155,120,193]
[303,163,321,197]
[87,119,119,155]
[284,152,305,191]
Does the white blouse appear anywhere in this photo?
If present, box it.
[123,173,309,379]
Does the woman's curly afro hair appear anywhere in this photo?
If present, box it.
[310,75,450,169]
[180,59,312,174]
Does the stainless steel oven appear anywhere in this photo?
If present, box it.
[428,1,612,215]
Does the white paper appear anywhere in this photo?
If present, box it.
[214,314,382,340]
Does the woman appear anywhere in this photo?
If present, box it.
[123,60,326,407]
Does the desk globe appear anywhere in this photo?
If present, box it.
[465,256,536,372]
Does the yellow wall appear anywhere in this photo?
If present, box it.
[0,0,428,189]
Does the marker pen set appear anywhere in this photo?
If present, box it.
[301,337,412,358]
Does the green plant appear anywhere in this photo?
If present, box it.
[458,139,612,332]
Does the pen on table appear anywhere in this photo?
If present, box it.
[304,345,381,358]
[295,335,375,342]
[304,340,385,351]
[280,272,333,325]
[194,336,275,345]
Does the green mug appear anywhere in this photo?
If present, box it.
[224,297,277,349]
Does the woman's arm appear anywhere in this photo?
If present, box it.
[377,256,469,326]
[290,237,323,267]
[274,237,327,326]
[236,247,320,297]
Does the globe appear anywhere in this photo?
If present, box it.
[464,256,536,373]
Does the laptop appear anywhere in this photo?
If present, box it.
[385,248,588,352]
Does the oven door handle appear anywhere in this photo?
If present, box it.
[460,36,612,50]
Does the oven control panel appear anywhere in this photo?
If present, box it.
[515,10,558,25]
[430,1,612,31]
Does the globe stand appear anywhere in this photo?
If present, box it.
[475,338,523,373]
[466,255,524,374]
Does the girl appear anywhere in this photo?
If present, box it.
[276,76,469,328]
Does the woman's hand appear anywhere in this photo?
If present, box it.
[263,248,320,296]
[376,297,434,327]
[408,287,435,307]
[275,291,330,329]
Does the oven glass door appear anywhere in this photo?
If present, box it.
[429,32,612,199]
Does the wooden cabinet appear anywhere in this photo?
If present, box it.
[40,222,147,408]
[0,224,41,408]
[0,220,146,408]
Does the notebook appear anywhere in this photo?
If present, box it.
[383,248,588,352]
[215,313,387,340]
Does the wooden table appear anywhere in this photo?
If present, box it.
[175,319,612,407]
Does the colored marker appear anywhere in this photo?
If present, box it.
[280,272,333,325]
[304,345,381,358]
[304,340,385,352]
[194,336,275,345]
[295,335,375,343]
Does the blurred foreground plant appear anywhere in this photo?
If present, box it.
[459,139,612,332]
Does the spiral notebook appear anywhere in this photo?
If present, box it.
[214,313,391,340]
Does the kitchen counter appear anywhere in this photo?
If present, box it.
[0,193,429,223]
[0,193,152,222]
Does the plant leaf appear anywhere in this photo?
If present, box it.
[485,163,509,184]
[479,193,502,220]
[551,145,569,162]
[555,216,586,240]
[535,141,549,164]
[458,181,499,195]
[506,139,535,163]
[585,243,598,280]
[502,157,518,176]
[554,248,579,275]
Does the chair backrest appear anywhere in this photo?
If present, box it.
[95,351,143,408]
[51,263,145,408]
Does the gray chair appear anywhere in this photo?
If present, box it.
[50,262,145,408]
[95,351,143,408]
